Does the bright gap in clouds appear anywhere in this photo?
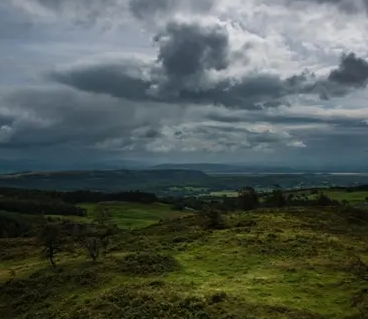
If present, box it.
[0,0,368,168]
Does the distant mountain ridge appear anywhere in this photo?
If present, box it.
[151,163,368,174]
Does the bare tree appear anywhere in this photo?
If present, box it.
[39,223,60,268]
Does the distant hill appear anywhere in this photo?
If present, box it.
[151,163,368,174]
[1,167,368,194]
[0,169,209,192]
[151,163,246,173]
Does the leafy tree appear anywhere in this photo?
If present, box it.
[266,188,286,207]
[93,205,112,228]
[237,187,259,210]
[93,205,115,256]
[202,205,224,229]
[314,193,337,206]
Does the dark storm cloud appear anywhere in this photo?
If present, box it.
[305,53,368,99]
[328,53,368,87]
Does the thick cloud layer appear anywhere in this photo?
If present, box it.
[2,0,368,167]
[50,48,368,108]
[40,0,368,107]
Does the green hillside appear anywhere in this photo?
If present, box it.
[2,204,368,318]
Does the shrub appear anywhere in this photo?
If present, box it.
[202,206,225,230]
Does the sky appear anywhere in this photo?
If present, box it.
[1,0,368,169]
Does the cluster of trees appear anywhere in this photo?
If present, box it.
[198,187,342,215]
[166,186,343,215]
[0,188,158,205]
[0,197,86,217]
[0,188,158,218]
[40,205,117,267]
[0,211,38,238]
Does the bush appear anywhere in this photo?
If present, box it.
[202,206,225,230]
[338,206,368,223]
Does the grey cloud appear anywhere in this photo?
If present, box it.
[132,126,162,139]
[31,0,368,108]
[146,123,304,153]
[0,85,308,159]
[306,53,368,99]
[50,61,154,102]
[0,86,167,149]
[50,59,310,108]
[50,19,231,102]
[10,0,212,29]
[129,0,213,21]
[288,0,368,14]
[155,21,229,82]
[8,0,128,29]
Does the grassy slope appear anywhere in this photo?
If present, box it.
[2,206,368,318]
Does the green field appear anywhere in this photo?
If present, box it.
[3,204,368,318]
[48,202,191,229]
[209,190,238,197]
[290,189,368,204]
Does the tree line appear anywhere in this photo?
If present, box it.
[0,188,158,204]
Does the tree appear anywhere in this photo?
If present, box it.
[84,236,100,262]
[202,205,224,229]
[237,187,259,210]
[266,187,286,208]
[39,223,60,268]
[92,205,114,257]
[93,205,112,228]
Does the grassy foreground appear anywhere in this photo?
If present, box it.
[2,204,368,318]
